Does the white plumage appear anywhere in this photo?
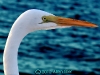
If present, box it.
[3,9,97,75]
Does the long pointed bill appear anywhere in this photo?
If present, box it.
[55,16,98,27]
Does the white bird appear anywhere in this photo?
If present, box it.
[3,9,97,75]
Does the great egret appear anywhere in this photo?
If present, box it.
[3,9,97,75]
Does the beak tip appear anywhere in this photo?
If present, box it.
[93,25,98,28]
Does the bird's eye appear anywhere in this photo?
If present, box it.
[42,17,46,20]
[42,16,48,22]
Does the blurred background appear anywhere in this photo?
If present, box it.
[0,0,100,75]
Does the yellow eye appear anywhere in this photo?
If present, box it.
[42,16,47,22]
[42,17,46,20]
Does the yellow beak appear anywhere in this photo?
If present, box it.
[41,15,98,28]
[56,16,98,27]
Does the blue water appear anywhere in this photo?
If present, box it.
[0,0,100,75]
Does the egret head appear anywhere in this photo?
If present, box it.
[17,9,97,33]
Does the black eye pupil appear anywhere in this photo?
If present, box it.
[43,17,46,20]
[42,17,48,22]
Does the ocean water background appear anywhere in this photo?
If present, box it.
[0,0,100,75]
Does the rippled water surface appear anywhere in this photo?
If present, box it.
[0,0,100,75]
